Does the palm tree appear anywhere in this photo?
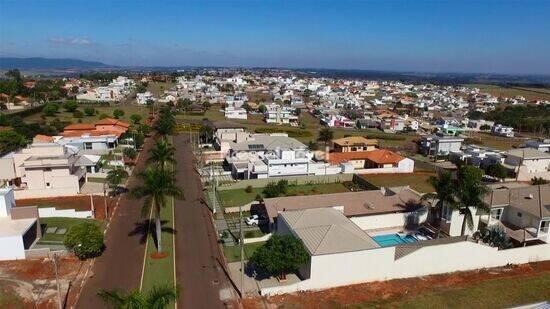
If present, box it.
[455,166,489,236]
[106,167,129,196]
[147,138,176,171]
[131,168,182,253]
[420,171,456,223]
[98,285,178,309]
[318,127,334,146]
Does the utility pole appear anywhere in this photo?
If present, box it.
[239,198,244,297]
[53,253,62,309]
[103,182,109,221]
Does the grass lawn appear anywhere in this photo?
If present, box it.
[218,182,351,208]
[360,172,436,193]
[465,84,550,101]
[147,81,176,97]
[352,273,550,308]
[39,217,102,243]
[223,242,266,263]
[467,132,524,150]
[23,104,151,125]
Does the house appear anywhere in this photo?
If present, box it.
[224,106,247,120]
[491,124,515,138]
[467,119,494,131]
[0,188,41,261]
[321,115,354,128]
[479,184,550,244]
[136,91,154,105]
[449,145,505,168]
[331,136,378,152]
[62,118,129,138]
[420,135,464,156]
[525,139,550,153]
[379,116,405,132]
[1,143,86,199]
[504,148,550,181]
[264,104,299,125]
[327,149,414,174]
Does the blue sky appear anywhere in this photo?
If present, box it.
[1,0,549,74]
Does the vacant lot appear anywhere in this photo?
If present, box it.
[359,172,436,193]
[466,132,525,150]
[466,84,550,101]
[218,182,351,208]
[243,261,550,309]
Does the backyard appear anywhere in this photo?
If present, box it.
[38,217,103,245]
[217,182,352,209]
[359,172,436,193]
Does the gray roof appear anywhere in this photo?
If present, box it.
[280,208,379,255]
[230,135,306,152]
[507,148,550,160]
[485,184,550,219]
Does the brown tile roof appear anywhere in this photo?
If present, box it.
[64,123,95,130]
[327,149,404,165]
[61,130,120,137]
[264,187,423,222]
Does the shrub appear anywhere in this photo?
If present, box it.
[42,103,60,117]
[73,110,84,118]
[98,113,109,119]
[250,234,309,278]
[63,100,78,112]
[83,107,96,116]
[64,221,105,259]
[245,185,254,193]
[113,109,125,119]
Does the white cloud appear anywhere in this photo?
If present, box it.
[49,37,94,46]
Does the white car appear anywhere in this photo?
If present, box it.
[245,214,267,226]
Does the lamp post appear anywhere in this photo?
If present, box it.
[103,182,109,221]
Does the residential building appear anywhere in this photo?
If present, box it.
[0,188,41,261]
[136,91,154,105]
[420,135,464,156]
[331,136,378,152]
[504,148,550,181]
[492,124,515,138]
[224,106,247,120]
[525,139,550,153]
[264,104,299,125]
[62,118,129,138]
[449,145,505,168]
[327,149,414,174]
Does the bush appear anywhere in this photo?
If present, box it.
[98,113,109,119]
[245,185,254,193]
[250,234,309,278]
[63,100,78,112]
[113,109,125,119]
[64,221,105,259]
[262,179,289,198]
[42,103,60,117]
[84,107,96,116]
[73,110,84,118]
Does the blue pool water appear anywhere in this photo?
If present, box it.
[372,234,417,247]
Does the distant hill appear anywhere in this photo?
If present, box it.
[0,57,110,70]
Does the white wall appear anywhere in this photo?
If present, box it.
[38,207,93,219]
[351,210,428,230]
[0,235,25,261]
[260,241,550,296]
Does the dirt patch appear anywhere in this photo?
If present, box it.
[15,195,114,220]
[150,252,169,259]
[242,261,550,308]
[0,257,85,308]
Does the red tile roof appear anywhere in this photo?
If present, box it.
[95,118,130,128]
[64,123,96,130]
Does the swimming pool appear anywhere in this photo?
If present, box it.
[372,233,418,247]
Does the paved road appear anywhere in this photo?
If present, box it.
[76,137,155,308]
[173,134,238,308]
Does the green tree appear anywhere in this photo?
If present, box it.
[147,139,176,171]
[131,168,182,253]
[64,221,104,259]
[199,125,214,144]
[123,147,138,162]
[106,167,129,196]
[479,124,491,131]
[130,114,142,124]
[5,69,22,81]
[485,163,508,181]
[155,108,176,136]
[250,234,309,279]
[258,104,267,113]
[318,127,334,146]
[113,109,125,119]
[84,106,96,116]
[42,102,60,117]
[455,166,489,236]
[0,130,27,154]
[63,100,78,112]
[73,110,84,119]
[420,171,456,222]
[98,285,178,309]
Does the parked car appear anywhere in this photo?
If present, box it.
[245,214,268,226]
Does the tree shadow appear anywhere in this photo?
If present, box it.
[128,219,177,250]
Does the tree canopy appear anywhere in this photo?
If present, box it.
[250,234,309,278]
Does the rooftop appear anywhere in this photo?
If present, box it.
[0,217,37,237]
[507,148,550,160]
[280,208,379,255]
[485,184,550,219]
[327,149,404,165]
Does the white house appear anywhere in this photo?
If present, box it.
[504,148,550,181]
[0,188,41,261]
[264,104,299,125]
[491,124,515,138]
[420,135,464,156]
[525,139,550,153]
[136,91,154,105]
[224,107,248,120]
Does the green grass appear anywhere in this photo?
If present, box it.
[39,217,102,243]
[223,242,266,263]
[217,182,351,208]
[351,273,550,308]
[464,84,550,101]
[23,105,151,124]
[359,172,436,193]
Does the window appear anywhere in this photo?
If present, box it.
[490,208,503,221]
[540,221,549,234]
[442,204,452,221]
[84,142,93,150]
[46,182,51,188]
[44,167,52,172]
[517,212,522,218]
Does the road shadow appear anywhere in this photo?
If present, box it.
[127,219,177,249]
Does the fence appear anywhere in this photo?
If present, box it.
[38,207,93,219]
[217,174,354,191]
[25,248,68,259]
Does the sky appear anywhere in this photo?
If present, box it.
[1,0,549,75]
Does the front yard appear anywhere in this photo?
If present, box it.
[223,242,266,263]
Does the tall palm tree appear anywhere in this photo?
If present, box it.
[131,168,182,253]
[98,285,178,309]
[147,139,176,171]
[420,171,456,223]
[455,166,489,236]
